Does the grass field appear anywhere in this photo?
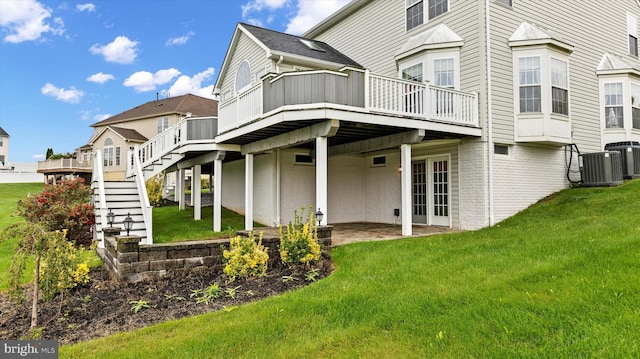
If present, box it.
[60,180,640,358]
[0,183,43,290]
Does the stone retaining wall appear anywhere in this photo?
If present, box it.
[97,226,332,283]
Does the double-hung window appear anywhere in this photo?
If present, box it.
[157,116,169,134]
[518,56,541,113]
[604,83,624,128]
[632,84,640,129]
[406,0,448,31]
[401,63,424,113]
[434,58,454,115]
[551,58,568,115]
[629,13,638,57]
[103,138,114,167]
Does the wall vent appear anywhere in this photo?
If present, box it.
[603,141,640,179]
[579,151,623,187]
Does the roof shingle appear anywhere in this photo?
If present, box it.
[91,93,217,127]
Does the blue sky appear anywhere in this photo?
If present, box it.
[0,0,349,163]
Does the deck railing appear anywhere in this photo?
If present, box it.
[37,158,92,172]
[218,68,478,133]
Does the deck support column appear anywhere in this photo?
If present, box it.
[401,144,412,236]
[245,154,254,230]
[193,165,201,220]
[213,158,223,232]
[316,136,328,225]
[177,168,186,210]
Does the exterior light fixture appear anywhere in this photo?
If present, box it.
[106,209,115,227]
[315,208,324,226]
[123,213,134,236]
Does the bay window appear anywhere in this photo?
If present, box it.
[551,58,569,115]
[632,84,640,129]
[605,83,624,128]
[518,56,541,113]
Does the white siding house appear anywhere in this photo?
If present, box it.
[206,0,640,233]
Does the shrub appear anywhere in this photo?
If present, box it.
[223,232,269,281]
[279,208,321,267]
[17,177,94,247]
[146,173,166,207]
[39,230,92,301]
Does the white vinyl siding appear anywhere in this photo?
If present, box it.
[218,31,271,101]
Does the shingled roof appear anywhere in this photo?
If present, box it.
[110,127,148,142]
[92,93,218,127]
[0,126,8,137]
[240,23,362,68]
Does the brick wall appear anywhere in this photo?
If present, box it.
[98,226,333,283]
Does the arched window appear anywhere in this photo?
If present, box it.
[235,60,251,92]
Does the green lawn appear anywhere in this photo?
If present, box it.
[61,179,640,358]
[0,183,43,290]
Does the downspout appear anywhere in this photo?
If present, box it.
[485,0,495,226]
[276,55,284,73]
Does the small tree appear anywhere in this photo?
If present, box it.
[0,223,89,332]
[146,172,166,207]
[17,177,94,247]
[45,148,54,160]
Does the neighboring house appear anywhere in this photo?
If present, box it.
[89,93,219,181]
[208,0,640,235]
[0,126,8,168]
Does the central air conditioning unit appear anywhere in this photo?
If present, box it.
[604,141,640,179]
[579,151,623,187]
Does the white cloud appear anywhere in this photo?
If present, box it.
[94,113,110,121]
[123,68,181,93]
[163,67,216,99]
[32,154,45,161]
[0,0,64,43]
[87,72,114,84]
[241,0,288,18]
[76,3,95,12]
[285,0,349,35]
[41,83,84,103]
[165,31,195,46]
[89,36,139,64]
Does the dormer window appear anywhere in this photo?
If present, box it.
[235,60,251,93]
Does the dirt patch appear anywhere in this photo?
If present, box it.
[0,253,333,345]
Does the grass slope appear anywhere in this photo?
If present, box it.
[62,180,640,358]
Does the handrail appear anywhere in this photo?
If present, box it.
[92,150,107,248]
[218,68,480,134]
[131,146,153,244]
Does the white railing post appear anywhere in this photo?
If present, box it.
[93,150,107,249]
[364,69,370,111]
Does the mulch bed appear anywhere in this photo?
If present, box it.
[0,253,333,345]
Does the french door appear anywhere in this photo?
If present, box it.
[411,156,450,226]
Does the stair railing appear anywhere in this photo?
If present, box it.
[130,146,153,244]
[92,150,107,249]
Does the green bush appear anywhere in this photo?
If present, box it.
[279,208,321,267]
[223,232,269,281]
[17,178,94,247]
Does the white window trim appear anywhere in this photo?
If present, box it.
[512,47,571,118]
[397,49,461,90]
[405,0,450,32]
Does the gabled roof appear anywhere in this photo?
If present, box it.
[89,126,148,145]
[508,21,573,53]
[91,93,217,128]
[240,23,361,68]
[596,53,640,76]
[0,126,8,137]
[215,23,362,93]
